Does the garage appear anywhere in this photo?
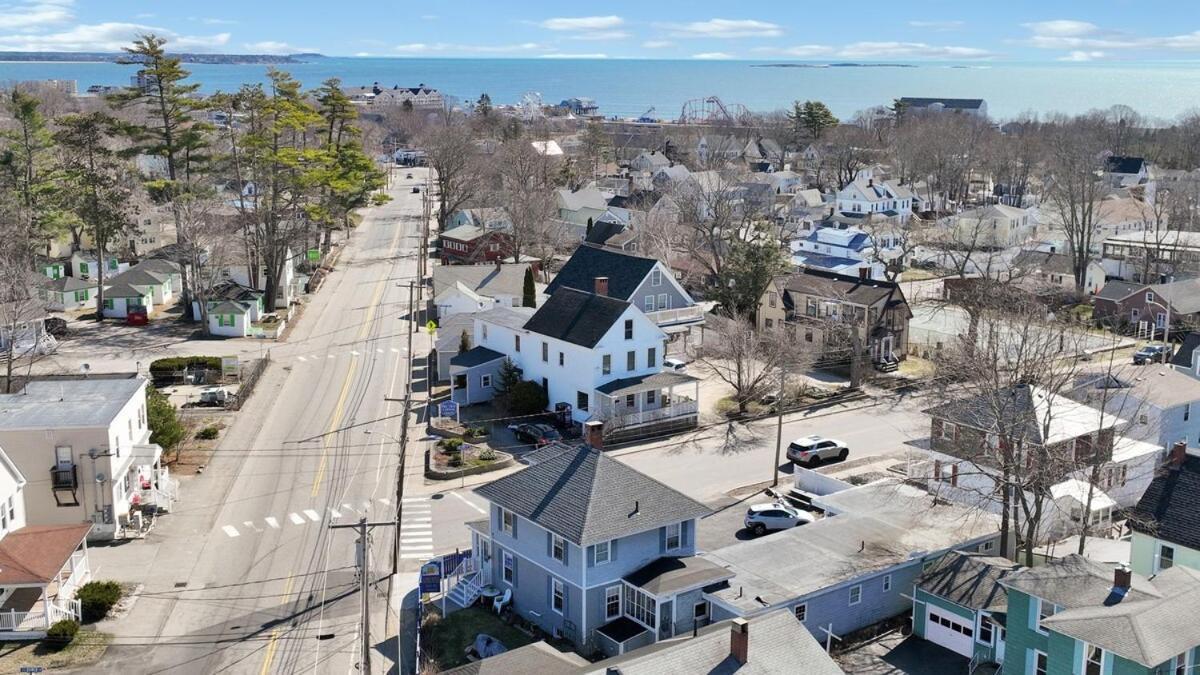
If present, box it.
[925,608,975,658]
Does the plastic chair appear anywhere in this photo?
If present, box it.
[492,588,511,615]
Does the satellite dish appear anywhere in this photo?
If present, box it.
[94,472,106,483]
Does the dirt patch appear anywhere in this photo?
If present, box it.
[0,630,110,674]
[166,414,228,474]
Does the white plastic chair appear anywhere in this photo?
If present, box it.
[492,588,511,615]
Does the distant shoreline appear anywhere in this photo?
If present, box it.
[0,51,322,65]
[751,62,918,69]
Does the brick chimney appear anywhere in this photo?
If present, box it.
[584,419,604,450]
[594,276,609,297]
[730,617,749,665]
[1114,563,1132,590]
[1169,441,1188,470]
[858,267,871,281]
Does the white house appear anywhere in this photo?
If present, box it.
[1068,366,1200,453]
[450,285,700,439]
[0,443,93,638]
[791,225,890,279]
[629,150,671,173]
[222,247,300,309]
[105,267,174,306]
[206,301,252,337]
[1100,230,1200,282]
[1010,250,1105,295]
[917,384,1161,542]
[836,178,916,224]
[942,204,1035,249]
[69,250,127,280]
[695,134,742,165]
[101,282,155,319]
[556,187,610,227]
[432,263,540,319]
[0,377,177,541]
[38,277,98,312]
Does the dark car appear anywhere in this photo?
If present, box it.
[509,423,561,446]
[406,173,413,179]
[412,186,420,194]
[1133,344,1171,365]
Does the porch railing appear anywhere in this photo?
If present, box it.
[47,599,80,625]
[644,306,705,326]
[60,550,91,598]
[609,400,699,430]
[0,610,30,631]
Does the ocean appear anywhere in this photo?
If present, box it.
[3,57,1200,122]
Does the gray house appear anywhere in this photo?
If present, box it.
[701,481,1001,643]
[546,244,705,356]
[455,430,722,656]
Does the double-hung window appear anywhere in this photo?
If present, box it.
[594,540,611,565]
[651,269,662,286]
[624,320,633,339]
[1036,598,1057,634]
[1158,543,1176,571]
[665,522,681,549]
[502,551,514,584]
[1033,650,1048,675]
[551,534,566,563]
[542,342,549,362]
[626,351,636,371]
[848,585,862,606]
[1084,644,1103,675]
[501,509,515,535]
[605,586,620,619]
[647,347,657,368]
[602,354,611,375]
[551,578,565,614]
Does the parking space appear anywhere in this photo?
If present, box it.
[695,491,825,552]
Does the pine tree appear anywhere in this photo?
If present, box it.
[0,90,63,245]
[458,329,471,354]
[522,267,536,307]
[800,101,839,139]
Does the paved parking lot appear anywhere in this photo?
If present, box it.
[695,488,825,552]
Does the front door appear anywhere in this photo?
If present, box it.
[659,599,673,640]
[995,626,1006,663]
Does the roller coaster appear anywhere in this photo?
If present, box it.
[677,96,752,125]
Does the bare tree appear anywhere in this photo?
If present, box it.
[0,211,46,392]
[1041,115,1108,293]
[820,125,875,190]
[422,122,484,231]
[491,140,560,264]
[860,214,930,282]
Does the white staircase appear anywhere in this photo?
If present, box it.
[446,571,482,609]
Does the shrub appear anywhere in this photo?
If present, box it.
[147,387,185,451]
[478,447,497,461]
[468,426,488,437]
[196,425,220,440]
[447,454,464,468]
[44,619,79,649]
[506,380,548,416]
[440,438,463,453]
[148,356,222,375]
[77,580,122,623]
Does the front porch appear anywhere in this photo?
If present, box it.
[0,523,92,638]
[595,372,700,442]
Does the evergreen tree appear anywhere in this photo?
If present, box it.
[522,267,536,307]
[713,238,790,316]
[0,89,63,245]
[800,101,839,139]
[458,329,471,354]
[476,93,492,116]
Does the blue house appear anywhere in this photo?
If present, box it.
[454,426,725,657]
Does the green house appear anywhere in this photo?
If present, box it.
[998,554,1200,675]
[912,552,1021,666]
[1128,447,1200,577]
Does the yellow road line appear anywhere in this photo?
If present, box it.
[258,574,295,675]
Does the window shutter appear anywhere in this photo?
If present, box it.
[563,541,569,566]
[512,515,518,539]
[611,539,618,561]
[587,545,594,568]
[659,526,666,552]
[682,521,691,548]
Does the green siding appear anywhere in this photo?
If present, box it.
[913,589,1001,663]
[1130,532,1200,576]
[1003,591,1047,675]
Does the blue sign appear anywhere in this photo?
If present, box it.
[21,668,45,673]
[438,400,459,418]
[419,560,442,593]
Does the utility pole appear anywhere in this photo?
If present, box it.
[771,366,786,487]
[330,517,395,674]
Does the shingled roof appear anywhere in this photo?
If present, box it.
[544,244,660,302]
[917,551,1020,613]
[474,444,710,545]
[522,288,630,348]
[1129,452,1200,551]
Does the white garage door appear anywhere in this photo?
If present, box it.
[925,609,975,658]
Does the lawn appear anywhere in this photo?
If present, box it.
[0,631,110,674]
[420,606,537,671]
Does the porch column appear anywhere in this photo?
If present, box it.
[41,589,50,628]
[666,384,674,408]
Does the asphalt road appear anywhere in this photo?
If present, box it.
[91,169,430,675]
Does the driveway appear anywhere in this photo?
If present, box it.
[835,632,972,675]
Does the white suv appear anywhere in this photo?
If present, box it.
[744,502,815,535]
[786,435,849,467]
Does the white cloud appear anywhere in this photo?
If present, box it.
[642,40,674,49]
[201,18,238,26]
[354,52,372,57]
[692,52,734,60]
[837,41,993,59]
[666,19,782,39]
[0,0,74,31]
[394,42,543,55]
[0,22,230,52]
[753,44,833,57]
[907,20,965,31]
[244,41,313,55]
[540,16,623,31]
[1024,20,1099,37]
[569,30,629,41]
[540,53,608,59]
[1059,50,1105,62]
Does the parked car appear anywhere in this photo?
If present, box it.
[663,358,688,373]
[1133,344,1172,365]
[744,502,815,535]
[509,423,561,447]
[405,173,413,179]
[786,435,849,467]
[199,386,232,407]
[412,186,420,194]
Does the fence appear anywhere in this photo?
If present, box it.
[230,353,271,411]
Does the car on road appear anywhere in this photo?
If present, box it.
[744,502,815,535]
[1133,344,1172,365]
[663,358,688,373]
[508,423,561,447]
[406,173,413,179]
[412,186,420,193]
[786,435,849,467]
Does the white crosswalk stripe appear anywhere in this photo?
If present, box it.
[351,350,360,356]
[296,356,307,362]
[289,513,306,525]
[265,517,280,529]
[304,509,321,522]
[222,525,240,537]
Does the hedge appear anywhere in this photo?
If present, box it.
[44,619,79,649]
[77,580,122,623]
[148,356,223,374]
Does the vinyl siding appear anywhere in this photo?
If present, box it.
[1130,531,1200,577]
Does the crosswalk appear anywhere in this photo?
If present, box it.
[218,498,394,538]
[399,496,433,560]
[291,346,406,364]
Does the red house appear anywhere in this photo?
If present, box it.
[439,225,513,265]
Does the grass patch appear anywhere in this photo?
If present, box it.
[420,606,536,671]
[0,630,109,674]
[900,268,941,282]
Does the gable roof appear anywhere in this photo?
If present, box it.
[1094,280,1143,302]
[474,444,710,545]
[523,288,631,348]
[1011,250,1076,276]
[923,384,1121,449]
[1106,155,1146,175]
[106,267,169,288]
[899,97,985,111]
[433,264,530,300]
[450,346,507,368]
[1128,452,1200,551]
[1170,332,1200,369]
[103,282,148,299]
[917,551,1021,612]
[209,300,249,315]
[440,224,507,243]
[41,276,97,293]
[129,258,181,276]
[556,186,609,213]
[440,641,585,675]
[780,268,908,310]
[999,554,1160,611]
[545,244,662,302]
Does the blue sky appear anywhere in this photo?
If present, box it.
[1,0,1197,63]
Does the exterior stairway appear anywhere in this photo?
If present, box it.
[446,571,483,610]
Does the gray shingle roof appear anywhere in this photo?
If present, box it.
[999,555,1160,612]
[106,268,169,288]
[595,371,698,396]
[474,445,710,545]
[1129,453,1200,551]
[1094,280,1142,302]
[917,551,1020,612]
[523,288,630,349]
[449,346,506,368]
[102,282,147,299]
[209,301,249,315]
[41,277,97,293]
[545,244,660,302]
[440,641,586,675]
[433,264,531,299]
